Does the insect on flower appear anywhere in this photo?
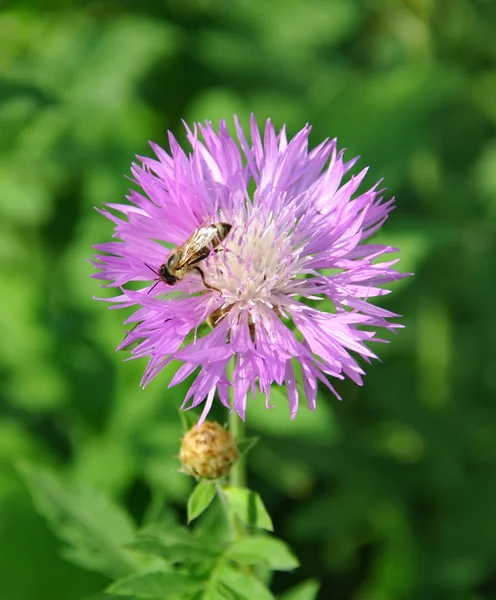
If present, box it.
[92,116,410,423]
[147,222,232,294]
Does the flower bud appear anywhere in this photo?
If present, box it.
[179,421,238,480]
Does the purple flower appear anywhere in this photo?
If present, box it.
[92,116,408,422]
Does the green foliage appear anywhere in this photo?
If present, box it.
[277,580,320,600]
[2,0,496,598]
[108,572,205,598]
[187,481,216,523]
[135,519,223,565]
[18,463,139,578]
[236,437,259,456]
[215,564,275,600]
[20,463,294,599]
[179,409,202,433]
[222,487,274,531]
[84,595,141,600]
[227,536,299,571]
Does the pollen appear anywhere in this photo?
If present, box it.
[204,209,302,312]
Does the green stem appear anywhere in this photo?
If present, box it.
[227,358,246,488]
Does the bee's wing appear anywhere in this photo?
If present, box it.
[175,225,218,269]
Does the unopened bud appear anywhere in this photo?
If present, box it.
[179,421,238,480]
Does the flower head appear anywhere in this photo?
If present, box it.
[179,421,238,480]
[92,116,408,422]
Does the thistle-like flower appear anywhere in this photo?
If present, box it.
[92,116,407,422]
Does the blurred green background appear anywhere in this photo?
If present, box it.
[1,0,496,598]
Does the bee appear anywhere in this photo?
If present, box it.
[147,222,231,293]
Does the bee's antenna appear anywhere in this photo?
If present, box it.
[144,262,161,295]
[144,262,159,276]
[147,280,161,296]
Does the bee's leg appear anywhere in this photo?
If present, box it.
[195,267,210,288]
[195,267,222,293]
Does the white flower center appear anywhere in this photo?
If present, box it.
[204,210,299,310]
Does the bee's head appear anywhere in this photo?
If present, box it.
[159,263,177,285]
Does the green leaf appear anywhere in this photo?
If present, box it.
[140,521,200,544]
[218,564,275,600]
[140,519,224,554]
[178,408,200,432]
[193,495,231,546]
[277,579,320,600]
[137,518,223,563]
[187,480,217,523]
[18,462,137,578]
[202,583,237,600]
[108,571,205,598]
[128,538,218,564]
[227,536,299,571]
[222,487,273,531]
[236,437,259,456]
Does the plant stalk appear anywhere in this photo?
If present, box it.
[227,358,246,488]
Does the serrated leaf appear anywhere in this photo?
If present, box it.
[277,579,320,600]
[188,481,217,523]
[237,437,259,456]
[222,487,273,531]
[227,536,299,571]
[218,564,275,600]
[108,571,205,598]
[18,462,137,578]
